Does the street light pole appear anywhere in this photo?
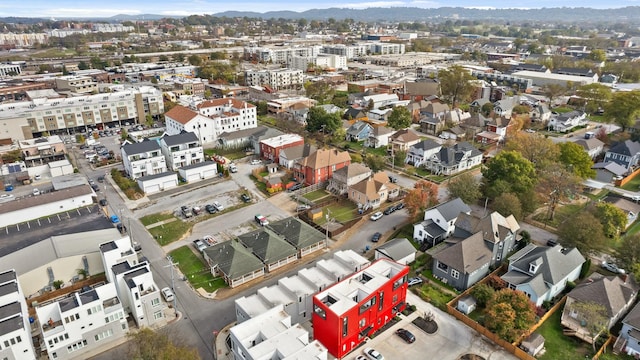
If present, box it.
[165,256,179,314]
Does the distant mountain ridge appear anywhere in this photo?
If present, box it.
[1,6,640,23]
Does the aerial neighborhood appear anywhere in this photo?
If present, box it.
[3,3,640,360]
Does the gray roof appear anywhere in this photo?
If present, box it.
[238,229,298,264]
[332,162,371,179]
[0,311,23,337]
[124,267,150,289]
[347,121,372,136]
[433,197,472,222]
[203,240,265,279]
[0,302,21,324]
[268,217,325,249]
[608,140,640,157]
[179,160,217,171]
[567,273,639,318]
[413,139,441,152]
[370,126,394,137]
[375,238,416,261]
[59,296,80,312]
[121,139,161,155]
[593,162,627,176]
[433,232,492,274]
[161,131,199,147]
[623,301,640,330]
[137,171,177,182]
[280,144,316,161]
[503,244,585,292]
[454,211,520,244]
[0,270,16,285]
[574,138,604,151]
[0,184,94,216]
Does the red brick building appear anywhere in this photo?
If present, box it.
[294,148,351,186]
[312,259,409,358]
[259,134,304,162]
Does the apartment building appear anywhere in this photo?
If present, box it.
[165,99,257,146]
[312,259,410,358]
[321,44,370,60]
[0,64,22,77]
[244,69,304,89]
[54,76,98,94]
[121,140,167,179]
[0,33,48,47]
[288,54,348,72]
[0,270,36,360]
[0,86,163,140]
[159,132,204,171]
[243,46,320,64]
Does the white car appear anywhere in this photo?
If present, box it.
[161,287,175,302]
[601,261,625,274]
[250,159,261,165]
[32,188,40,196]
[370,212,383,221]
[213,201,224,211]
[364,347,384,360]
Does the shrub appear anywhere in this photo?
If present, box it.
[472,283,495,307]
[486,274,507,290]
[565,281,576,291]
[579,258,591,279]
[535,306,546,317]
[53,280,64,290]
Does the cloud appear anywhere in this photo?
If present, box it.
[40,8,142,17]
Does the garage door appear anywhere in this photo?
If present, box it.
[186,173,200,183]
[203,169,217,178]
[162,180,177,191]
[145,184,160,194]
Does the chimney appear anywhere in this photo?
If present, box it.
[621,274,629,283]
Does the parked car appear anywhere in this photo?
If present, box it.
[371,232,382,242]
[296,204,311,211]
[601,261,626,274]
[34,174,41,180]
[546,239,558,247]
[181,206,193,218]
[161,287,175,302]
[32,188,40,196]
[370,212,383,221]
[212,201,224,211]
[364,347,384,360]
[255,214,269,226]
[250,159,261,165]
[97,175,105,182]
[116,223,126,234]
[99,199,108,206]
[355,356,367,360]
[205,204,217,214]
[193,239,207,253]
[288,183,303,192]
[110,215,120,224]
[408,277,423,287]
[241,193,251,203]
[388,176,398,183]
[91,184,100,192]
[394,202,405,210]
[395,328,416,343]
[192,206,203,215]
[383,206,395,215]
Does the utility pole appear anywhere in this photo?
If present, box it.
[325,209,332,249]
[165,256,179,315]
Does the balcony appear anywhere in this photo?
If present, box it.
[103,297,122,314]
[41,319,64,337]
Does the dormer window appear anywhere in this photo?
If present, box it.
[529,258,543,274]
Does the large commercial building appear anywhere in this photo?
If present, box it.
[312,259,409,358]
[288,54,348,72]
[244,69,304,89]
[0,86,163,140]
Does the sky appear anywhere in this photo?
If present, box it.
[0,1,633,18]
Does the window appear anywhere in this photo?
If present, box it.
[153,311,163,320]
[359,318,366,328]
[151,298,160,307]
[451,269,460,279]
[342,317,348,337]
[313,304,326,320]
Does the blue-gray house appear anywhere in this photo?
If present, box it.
[345,121,373,142]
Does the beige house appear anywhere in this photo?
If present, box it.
[348,172,399,211]
[327,163,372,195]
[388,128,420,153]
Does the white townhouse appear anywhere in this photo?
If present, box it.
[121,140,167,180]
[165,99,257,146]
[159,131,204,171]
[0,270,36,360]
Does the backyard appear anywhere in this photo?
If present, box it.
[302,189,333,202]
[537,309,594,360]
[168,246,227,293]
[314,200,360,225]
[621,173,640,191]
[532,203,584,229]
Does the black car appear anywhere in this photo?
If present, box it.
[383,206,395,215]
[99,199,108,206]
[288,183,303,192]
[395,328,415,343]
[371,232,382,242]
[91,184,100,192]
[394,202,405,210]
[116,223,127,234]
[241,194,251,203]
[205,204,217,214]
[389,176,398,183]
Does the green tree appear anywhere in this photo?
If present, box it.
[542,83,565,104]
[364,154,386,173]
[393,149,406,169]
[558,142,596,179]
[588,49,607,62]
[482,151,537,198]
[558,212,607,255]
[174,53,186,62]
[481,102,494,116]
[593,202,628,238]
[77,61,89,70]
[492,193,523,220]
[615,234,640,274]
[505,133,559,170]
[576,83,612,114]
[305,107,341,133]
[605,91,640,130]
[485,288,537,342]
[159,54,170,62]
[566,301,609,349]
[537,163,581,220]
[188,54,202,66]
[438,65,476,107]
[127,328,200,360]
[404,180,439,220]
[386,106,412,130]
[256,101,268,116]
[446,172,481,205]
[471,283,495,307]
[304,81,335,104]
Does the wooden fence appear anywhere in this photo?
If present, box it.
[592,336,615,360]
[616,166,640,187]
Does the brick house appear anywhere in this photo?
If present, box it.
[294,149,351,186]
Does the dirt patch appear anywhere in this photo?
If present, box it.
[458,354,486,360]
[412,316,438,334]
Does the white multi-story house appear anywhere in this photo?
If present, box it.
[121,140,167,179]
[413,198,472,247]
[0,270,36,360]
[165,99,258,146]
[244,69,304,89]
[36,283,128,360]
[0,86,163,140]
[102,237,167,328]
[159,132,204,171]
[548,110,587,132]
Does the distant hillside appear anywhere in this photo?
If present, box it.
[2,6,640,24]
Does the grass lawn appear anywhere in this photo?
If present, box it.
[532,204,584,228]
[316,201,359,224]
[625,220,640,237]
[582,189,609,201]
[421,268,458,293]
[589,115,607,123]
[414,283,454,310]
[140,212,175,226]
[537,309,593,360]
[303,189,331,202]
[148,219,193,246]
[621,174,640,191]
[168,246,227,293]
[553,107,575,113]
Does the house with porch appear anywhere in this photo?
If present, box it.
[121,140,167,180]
[327,163,372,195]
[365,126,395,148]
[345,121,373,142]
[268,217,327,258]
[617,301,640,356]
[203,240,266,288]
[422,142,483,176]
[293,148,351,186]
[501,244,585,306]
[158,131,203,171]
[405,139,441,167]
[548,110,587,132]
[603,140,640,173]
[237,229,299,273]
[279,143,316,169]
[413,197,471,248]
[347,172,399,211]
[388,129,420,153]
[561,273,638,344]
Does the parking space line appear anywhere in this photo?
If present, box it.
[77,209,81,216]
[37,219,41,226]
[57,214,61,221]
[16,223,19,231]
[47,217,51,223]
[27,221,30,229]
[4,227,7,234]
